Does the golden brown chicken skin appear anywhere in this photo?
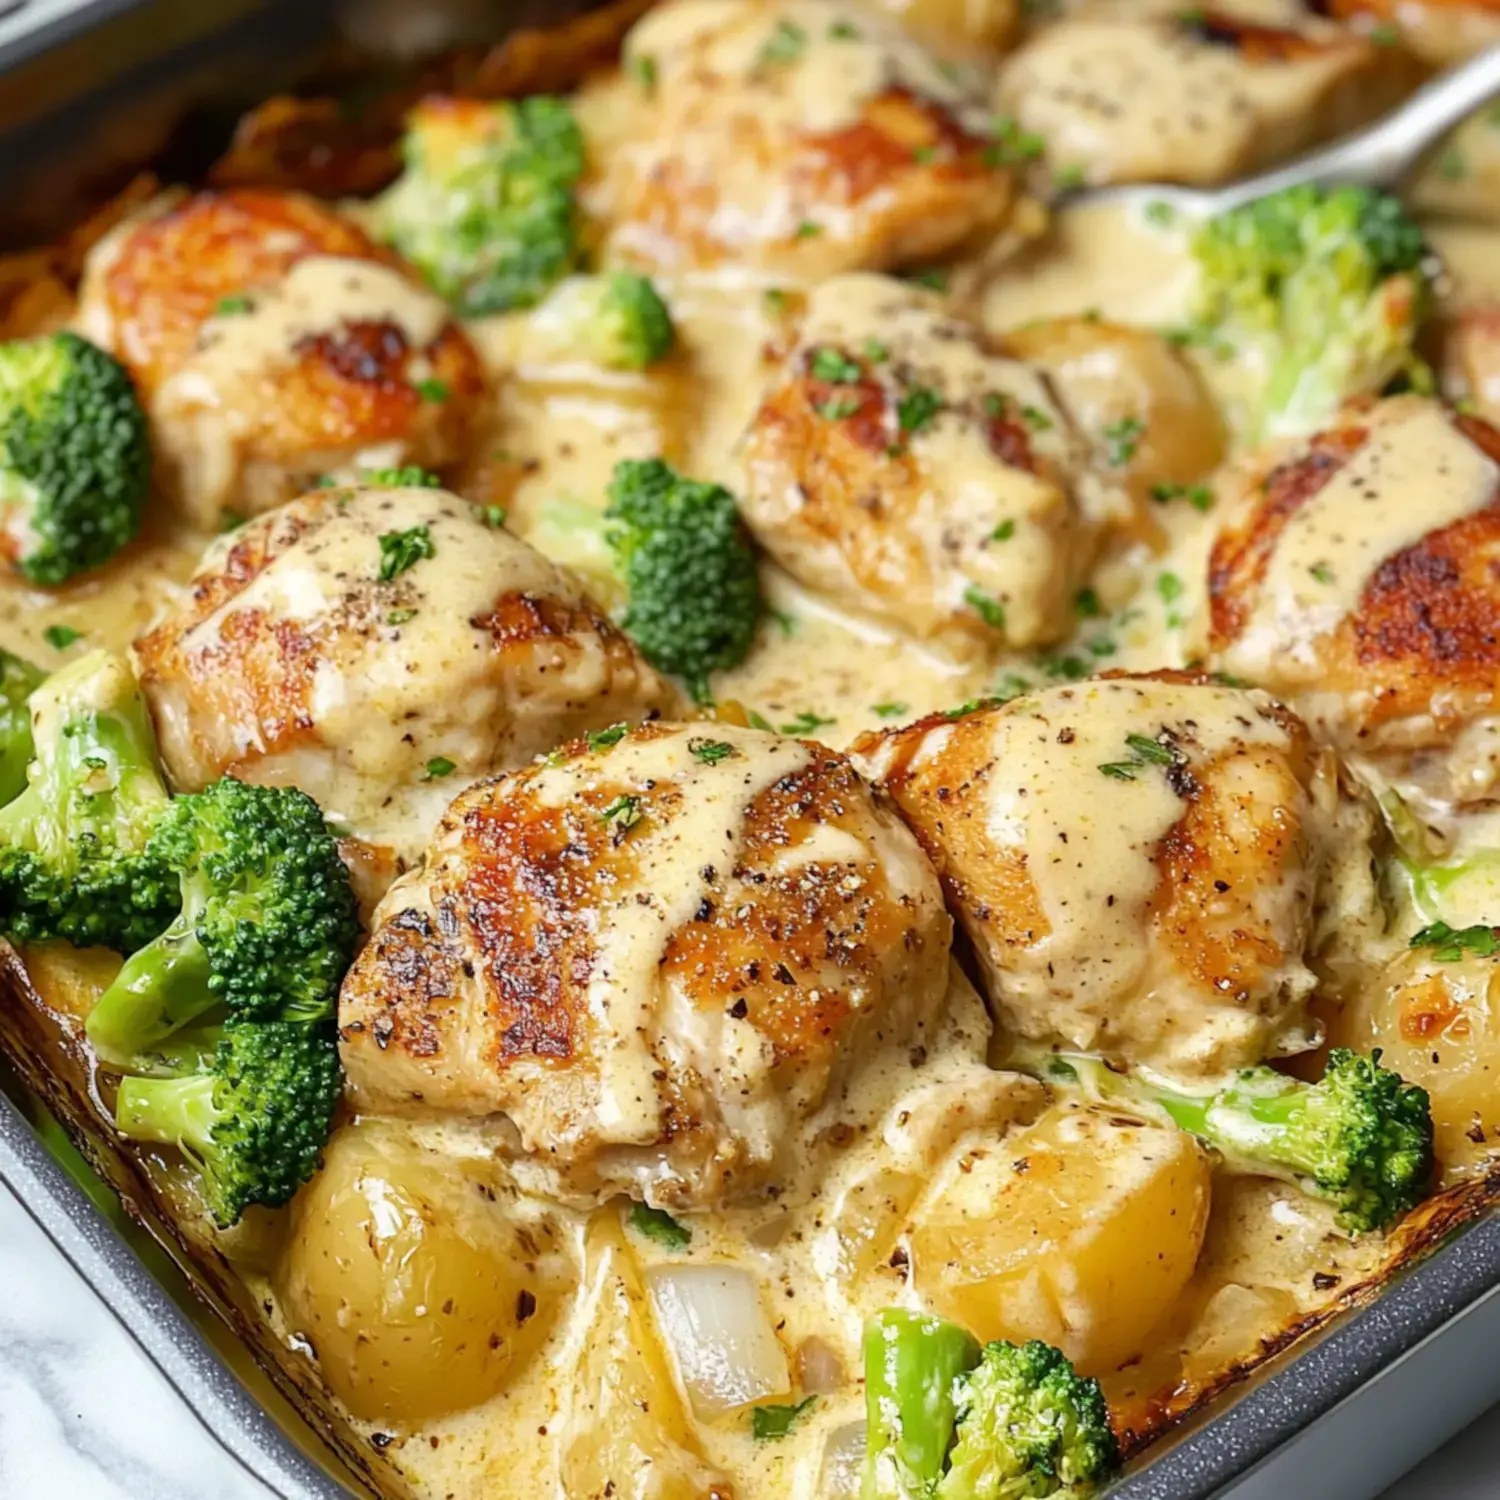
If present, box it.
[852,672,1380,1079]
[133,484,677,858]
[996,8,1415,188]
[738,273,1118,658]
[338,720,952,1209]
[1207,396,1500,817]
[598,0,1021,276]
[74,188,487,527]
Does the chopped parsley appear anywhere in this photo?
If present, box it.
[689,738,736,764]
[629,1203,691,1249]
[481,504,508,527]
[818,396,863,420]
[907,268,948,291]
[1052,163,1087,191]
[991,518,1016,542]
[1410,921,1500,962]
[1309,563,1335,584]
[386,608,418,625]
[1020,404,1053,432]
[943,695,1004,720]
[872,701,909,719]
[587,723,629,752]
[752,1396,817,1441]
[423,756,457,780]
[629,52,657,90]
[1149,481,1213,512]
[1103,415,1145,467]
[863,338,889,363]
[1157,571,1184,605]
[414,377,449,403]
[1098,761,1138,781]
[763,287,790,316]
[747,709,776,732]
[1099,729,1185,783]
[376,524,436,582]
[828,18,861,38]
[983,116,1046,167]
[758,18,807,65]
[42,624,81,650]
[1144,199,1176,227]
[964,585,1006,629]
[1075,587,1102,618]
[1368,21,1399,45]
[897,386,943,433]
[912,145,940,164]
[601,795,643,833]
[780,709,836,735]
[214,294,253,316]
[218,508,246,532]
[794,219,823,240]
[811,346,863,384]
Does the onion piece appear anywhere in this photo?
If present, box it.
[645,1263,791,1419]
[819,1421,867,1498]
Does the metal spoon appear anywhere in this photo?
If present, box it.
[1076,42,1500,219]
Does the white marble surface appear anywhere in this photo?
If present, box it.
[0,1178,1496,1500]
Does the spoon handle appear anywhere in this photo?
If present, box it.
[1205,43,1500,215]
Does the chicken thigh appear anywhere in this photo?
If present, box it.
[338,720,952,1208]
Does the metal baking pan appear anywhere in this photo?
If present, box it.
[1,2,1499,1495]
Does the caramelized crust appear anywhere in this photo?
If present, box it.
[338,721,952,1208]
[1208,398,1500,809]
[602,0,1019,275]
[133,485,677,858]
[75,189,487,525]
[853,672,1375,1077]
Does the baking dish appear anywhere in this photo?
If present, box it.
[1,2,1499,1497]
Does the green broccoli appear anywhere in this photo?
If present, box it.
[1188,184,1432,439]
[862,1310,1119,1499]
[532,272,677,370]
[0,331,151,585]
[0,649,43,806]
[1038,1048,1433,1234]
[0,649,173,951]
[375,94,586,316]
[114,1017,342,1226]
[605,458,763,702]
[84,777,359,1068]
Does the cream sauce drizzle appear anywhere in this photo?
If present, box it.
[1226,403,1500,677]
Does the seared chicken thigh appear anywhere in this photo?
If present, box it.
[133,484,677,856]
[996,11,1413,188]
[599,0,1022,276]
[853,673,1379,1078]
[74,189,487,527]
[1207,397,1500,819]
[338,721,952,1208]
[738,273,1118,657]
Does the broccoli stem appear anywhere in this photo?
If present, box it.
[84,919,215,1066]
[862,1309,981,1500]
[115,1072,218,1154]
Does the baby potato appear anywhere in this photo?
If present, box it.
[562,1218,729,1500]
[1002,316,1227,521]
[908,1103,1212,1374]
[1325,948,1500,1172]
[278,1124,566,1426]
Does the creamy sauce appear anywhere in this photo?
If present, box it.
[1225,402,1500,682]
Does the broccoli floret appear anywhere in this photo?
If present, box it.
[114,1018,342,1226]
[0,649,43,806]
[1189,184,1432,439]
[0,332,150,585]
[376,94,586,316]
[862,1310,1119,1500]
[1041,1048,1433,1234]
[0,649,173,951]
[605,458,763,702]
[84,777,359,1067]
[938,1340,1119,1500]
[532,272,677,370]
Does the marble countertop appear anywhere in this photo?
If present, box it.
[0,1181,1495,1500]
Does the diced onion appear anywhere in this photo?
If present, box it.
[645,1263,790,1419]
[796,1335,846,1395]
[819,1421,866,1498]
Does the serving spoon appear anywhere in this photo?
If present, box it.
[1074,41,1500,218]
